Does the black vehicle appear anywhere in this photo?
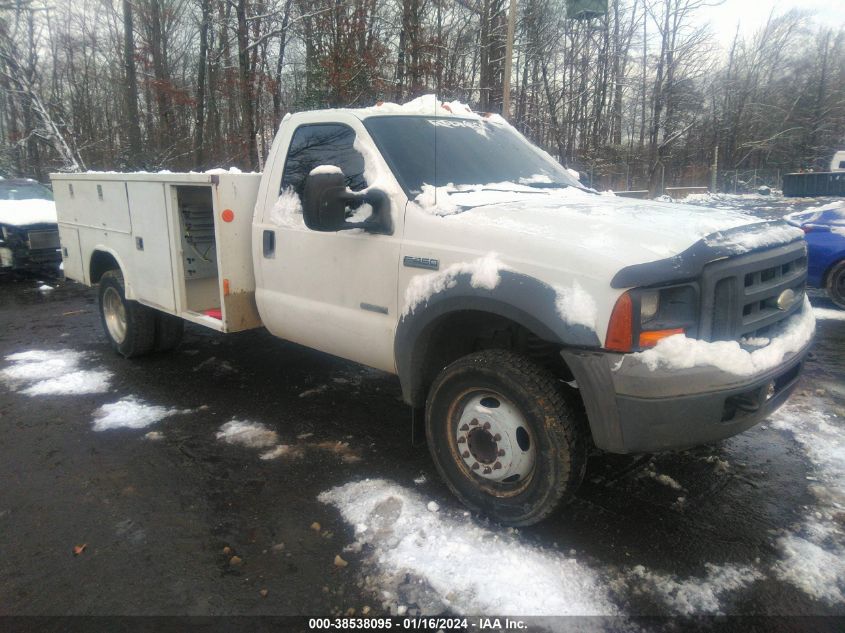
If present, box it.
[0,179,62,274]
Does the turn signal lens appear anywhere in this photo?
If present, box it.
[605,292,634,352]
[638,328,685,348]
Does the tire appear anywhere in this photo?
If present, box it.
[98,270,156,358]
[826,260,845,309]
[154,311,184,352]
[425,349,588,526]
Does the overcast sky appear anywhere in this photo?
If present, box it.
[705,0,845,46]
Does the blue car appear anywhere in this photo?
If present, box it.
[785,203,845,308]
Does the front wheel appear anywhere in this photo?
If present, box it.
[425,349,588,526]
[827,260,845,309]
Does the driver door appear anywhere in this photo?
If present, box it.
[254,119,402,374]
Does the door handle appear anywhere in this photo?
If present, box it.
[263,230,275,258]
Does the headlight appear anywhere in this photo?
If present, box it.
[639,290,660,324]
[606,284,699,352]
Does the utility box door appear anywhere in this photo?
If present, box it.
[127,181,177,311]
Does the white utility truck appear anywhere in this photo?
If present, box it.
[52,97,815,525]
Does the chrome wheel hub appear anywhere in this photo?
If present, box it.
[455,393,535,483]
[103,286,127,344]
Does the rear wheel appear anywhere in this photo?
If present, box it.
[425,349,588,526]
[98,270,156,358]
[827,260,845,309]
[154,312,184,352]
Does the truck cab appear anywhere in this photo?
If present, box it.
[52,96,815,525]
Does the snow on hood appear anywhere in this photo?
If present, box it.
[0,199,57,227]
[409,186,795,276]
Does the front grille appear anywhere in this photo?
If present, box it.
[700,240,807,342]
[27,229,60,250]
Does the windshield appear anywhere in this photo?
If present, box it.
[0,181,54,201]
[363,116,582,197]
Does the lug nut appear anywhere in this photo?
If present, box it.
[470,419,479,426]
[482,422,491,430]
[494,462,502,470]
[462,451,470,458]
[460,424,469,432]
[497,449,505,456]
[493,434,501,441]
[457,436,466,444]
[472,462,480,470]
[483,467,492,474]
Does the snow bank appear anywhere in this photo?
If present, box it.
[634,298,814,376]
[318,479,618,616]
[1,349,112,396]
[216,420,279,449]
[269,187,304,228]
[627,563,763,615]
[92,396,187,431]
[309,165,342,176]
[769,399,845,604]
[553,281,598,331]
[402,253,508,316]
[0,199,57,227]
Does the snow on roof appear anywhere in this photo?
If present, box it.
[0,199,57,227]
[348,94,509,124]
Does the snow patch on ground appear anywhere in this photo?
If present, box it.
[553,281,598,331]
[318,479,618,616]
[216,420,279,449]
[626,563,763,615]
[0,199,57,226]
[1,349,112,396]
[634,298,815,376]
[92,396,188,431]
[269,187,304,228]
[769,399,845,604]
[814,307,845,321]
[402,253,508,316]
[216,420,362,463]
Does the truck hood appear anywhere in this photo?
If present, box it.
[420,186,803,274]
[0,199,58,228]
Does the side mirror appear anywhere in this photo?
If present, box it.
[302,170,392,235]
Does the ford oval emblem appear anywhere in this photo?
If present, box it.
[777,288,796,311]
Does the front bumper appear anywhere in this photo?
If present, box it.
[561,340,810,454]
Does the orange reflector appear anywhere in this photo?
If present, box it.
[221,208,234,223]
[639,328,685,348]
[605,292,634,352]
[223,278,230,296]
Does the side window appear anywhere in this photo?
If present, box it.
[839,160,845,169]
[281,124,367,195]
